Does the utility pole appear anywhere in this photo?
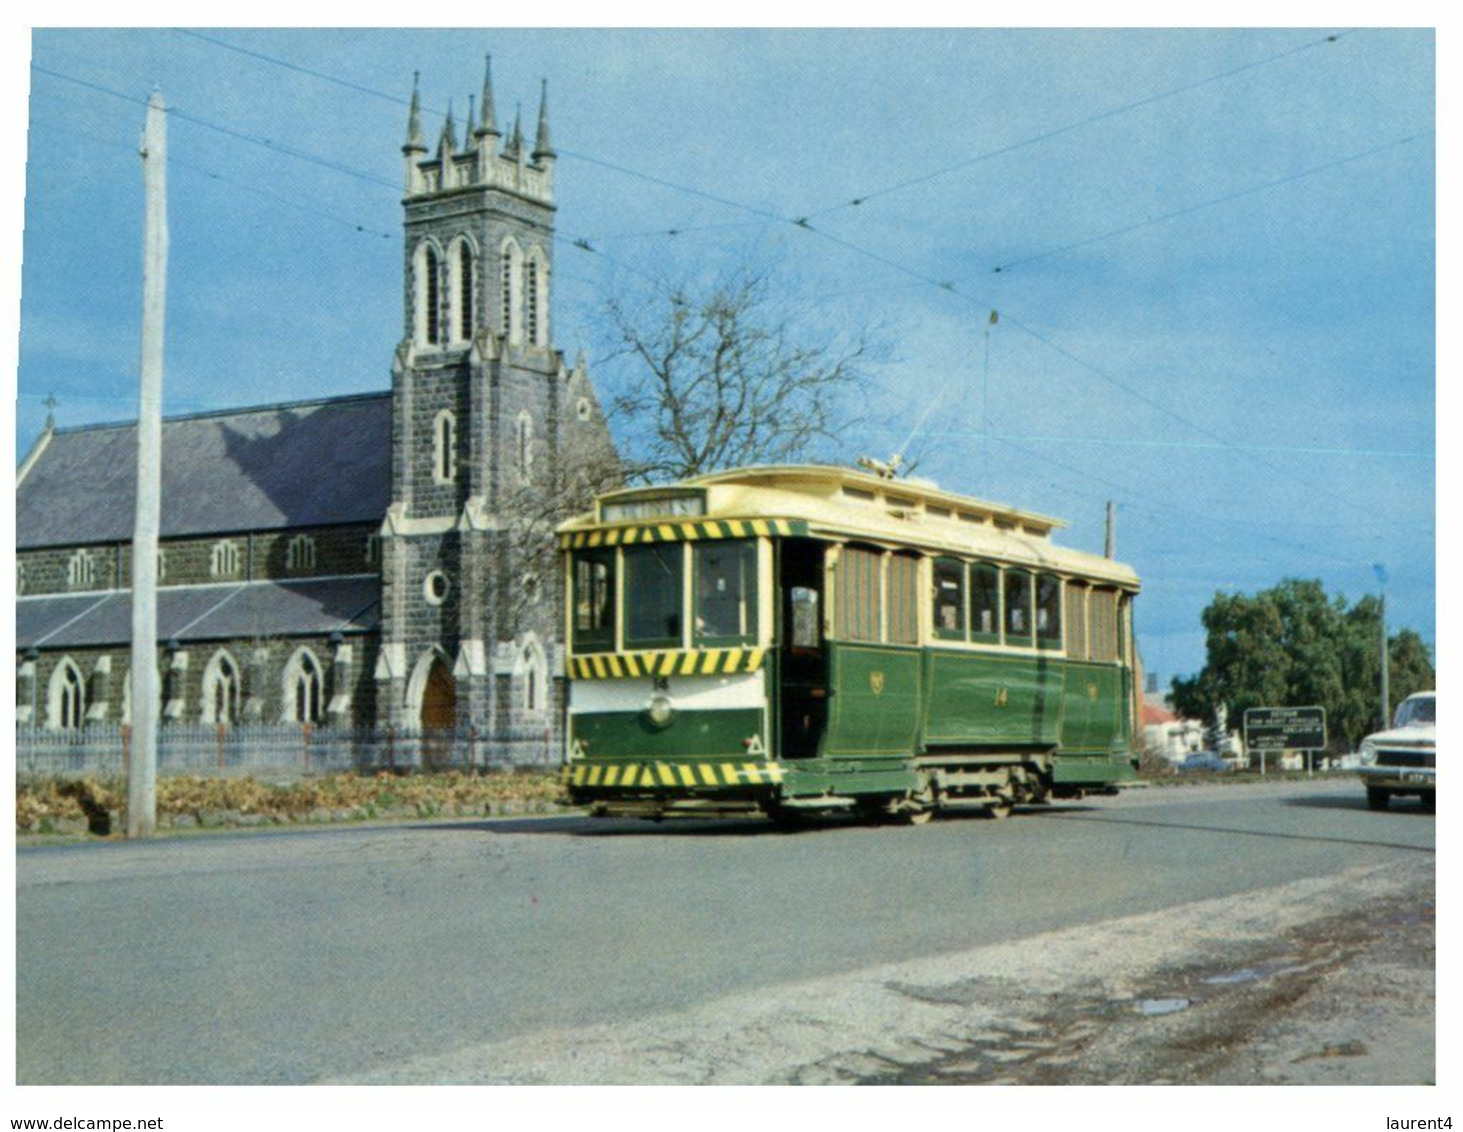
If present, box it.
[1374,563,1390,731]
[129,89,168,839]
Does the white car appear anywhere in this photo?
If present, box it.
[1356,691,1435,811]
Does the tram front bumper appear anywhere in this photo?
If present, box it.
[562,759,785,796]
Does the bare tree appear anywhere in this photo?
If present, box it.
[603,270,874,482]
[497,421,623,639]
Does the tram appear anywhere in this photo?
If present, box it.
[558,465,1141,823]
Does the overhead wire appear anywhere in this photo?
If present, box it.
[807,29,1361,217]
[994,131,1429,274]
[36,34,1428,534]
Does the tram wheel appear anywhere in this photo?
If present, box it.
[897,786,937,825]
[984,797,1013,820]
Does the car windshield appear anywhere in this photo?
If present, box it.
[1394,695,1435,728]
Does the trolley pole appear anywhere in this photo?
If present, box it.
[128,89,168,839]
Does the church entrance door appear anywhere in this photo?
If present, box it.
[420,658,456,769]
[421,658,456,729]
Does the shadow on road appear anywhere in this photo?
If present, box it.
[1282,793,1435,816]
[416,803,1100,839]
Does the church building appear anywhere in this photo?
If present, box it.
[15,60,617,760]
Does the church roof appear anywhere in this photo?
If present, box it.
[17,576,381,649]
[17,393,391,549]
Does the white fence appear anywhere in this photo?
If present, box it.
[15,723,558,780]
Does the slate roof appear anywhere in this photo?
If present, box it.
[17,393,391,549]
[16,576,380,649]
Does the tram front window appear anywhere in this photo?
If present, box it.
[624,544,683,647]
[572,549,616,651]
[694,540,758,643]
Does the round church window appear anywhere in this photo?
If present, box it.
[423,570,451,606]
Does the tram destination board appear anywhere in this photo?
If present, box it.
[1243,706,1327,750]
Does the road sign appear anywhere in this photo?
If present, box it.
[1243,706,1327,751]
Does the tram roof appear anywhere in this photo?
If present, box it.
[561,464,1139,588]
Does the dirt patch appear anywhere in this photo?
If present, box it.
[860,891,1434,1085]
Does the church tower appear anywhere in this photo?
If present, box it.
[376,58,613,745]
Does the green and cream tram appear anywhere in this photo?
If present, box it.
[558,465,1141,822]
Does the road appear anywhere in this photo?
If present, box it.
[15,779,1434,1084]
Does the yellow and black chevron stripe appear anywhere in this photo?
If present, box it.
[562,761,785,788]
[560,517,807,549]
[570,647,767,680]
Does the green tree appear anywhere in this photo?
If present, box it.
[1172,578,1433,751]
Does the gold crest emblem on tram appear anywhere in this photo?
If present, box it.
[1087,683,1100,701]
[869,670,885,696]
[994,687,1009,708]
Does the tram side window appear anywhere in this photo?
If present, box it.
[1090,588,1118,661]
[887,553,920,645]
[1036,573,1063,649]
[573,550,616,651]
[835,545,882,642]
[624,544,683,648]
[932,557,965,639]
[971,564,1000,642]
[1004,569,1034,644]
[694,540,758,644]
[1065,581,1089,660]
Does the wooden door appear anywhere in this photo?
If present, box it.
[421,658,456,731]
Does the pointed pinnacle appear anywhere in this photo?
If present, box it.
[532,78,555,160]
[440,98,457,153]
[477,53,498,136]
[465,94,477,148]
[404,70,425,152]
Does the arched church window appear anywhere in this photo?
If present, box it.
[500,239,522,343]
[516,412,534,485]
[516,637,548,717]
[49,657,86,731]
[424,246,441,345]
[202,649,241,725]
[211,540,241,578]
[433,410,457,484]
[286,535,317,572]
[67,549,95,589]
[283,648,324,725]
[455,240,475,342]
[525,255,541,345]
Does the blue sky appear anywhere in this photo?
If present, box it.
[16,28,1435,686]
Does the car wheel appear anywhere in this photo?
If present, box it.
[1366,786,1390,811]
[1420,793,1435,813]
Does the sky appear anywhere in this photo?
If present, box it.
[14,27,1435,687]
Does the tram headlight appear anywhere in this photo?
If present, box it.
[1358,739,1377,766]
[646,693,676,729]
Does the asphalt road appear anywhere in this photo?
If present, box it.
[15,778,1435,1084]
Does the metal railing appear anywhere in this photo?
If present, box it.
[15,722,558,780]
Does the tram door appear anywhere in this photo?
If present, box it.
[777,539,827,759]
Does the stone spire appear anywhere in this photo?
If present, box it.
[402,71,426,155]
[464,94,477,149]
[438,99,457,157]
[475,54,499,138]
[505,103,523,159]
[532,79,555,163]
